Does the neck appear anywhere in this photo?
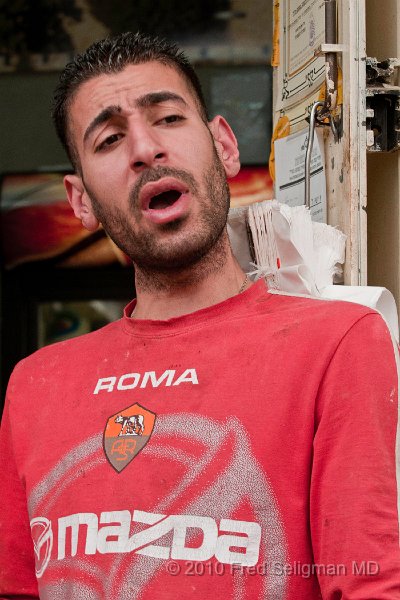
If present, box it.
[132,232,249,320]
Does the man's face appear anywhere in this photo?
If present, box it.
[64,61,240,273]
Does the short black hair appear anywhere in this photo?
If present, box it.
[52,31,209,169]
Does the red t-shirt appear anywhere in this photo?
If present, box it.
[1,280,399,599]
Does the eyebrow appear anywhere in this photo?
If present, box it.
[135,91,188,109]
[83,105,122,145]
[83,92,188,145]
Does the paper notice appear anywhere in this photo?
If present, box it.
[274,128,327,223]
[286,0,325,76]
[277,0,325,109]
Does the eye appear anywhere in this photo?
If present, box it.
[160,114,185,125]
[95,133,123,152]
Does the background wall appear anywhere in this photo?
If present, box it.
[0,0,272,174]
[0,73,69,172]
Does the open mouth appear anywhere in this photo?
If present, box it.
[139,178,190,223]
[149,190,182,210]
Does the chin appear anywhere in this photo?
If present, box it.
[128,226,227,276]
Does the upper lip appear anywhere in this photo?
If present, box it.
[139,178,189,211]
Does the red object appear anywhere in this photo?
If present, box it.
[1,201,91,267]
[0,174,91,268]
[1,281,399,598]
[229,166,273,207]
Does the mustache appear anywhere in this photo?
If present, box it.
[129,166,199,207]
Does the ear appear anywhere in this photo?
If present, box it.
[208,115,240,179]
[64,174,100,232]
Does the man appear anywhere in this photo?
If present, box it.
[1,32,399,600]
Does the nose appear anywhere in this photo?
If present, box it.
[127,123,166,171]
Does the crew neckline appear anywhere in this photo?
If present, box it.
[122,278,269,337]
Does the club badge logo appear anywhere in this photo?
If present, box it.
[30,516,53,578]
[103,403,156,472]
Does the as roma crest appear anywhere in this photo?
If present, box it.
[103,403,156,472]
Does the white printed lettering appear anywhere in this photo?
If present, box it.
[216,519,261,567]
[128,510,171,559]
[140,370,176,388]
[117,373,140,390]
[97,510,131,554]
[170,515,218,562]
[58,513,98,559]
[93,369,199,394]
[173,369,199,386]
[47,509,262,573]
[93,377,116,394]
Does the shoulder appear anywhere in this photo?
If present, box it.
[265,287,378,326]
[260,288,392,350]
[9,318,123,389]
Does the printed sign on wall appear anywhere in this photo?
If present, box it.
[277,0,325,110]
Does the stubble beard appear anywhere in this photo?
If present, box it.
[84,148,231,280]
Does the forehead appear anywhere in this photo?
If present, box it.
[69,61,197,130]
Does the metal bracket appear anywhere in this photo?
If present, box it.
[318,0,342,142]
[314,43,345,57]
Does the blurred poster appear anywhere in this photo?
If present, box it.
[229,166,274,208]
[0,173,129,269]
[38,300,127,348]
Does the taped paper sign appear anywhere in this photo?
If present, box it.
[277,0,325,109]
[274,128,327,223]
